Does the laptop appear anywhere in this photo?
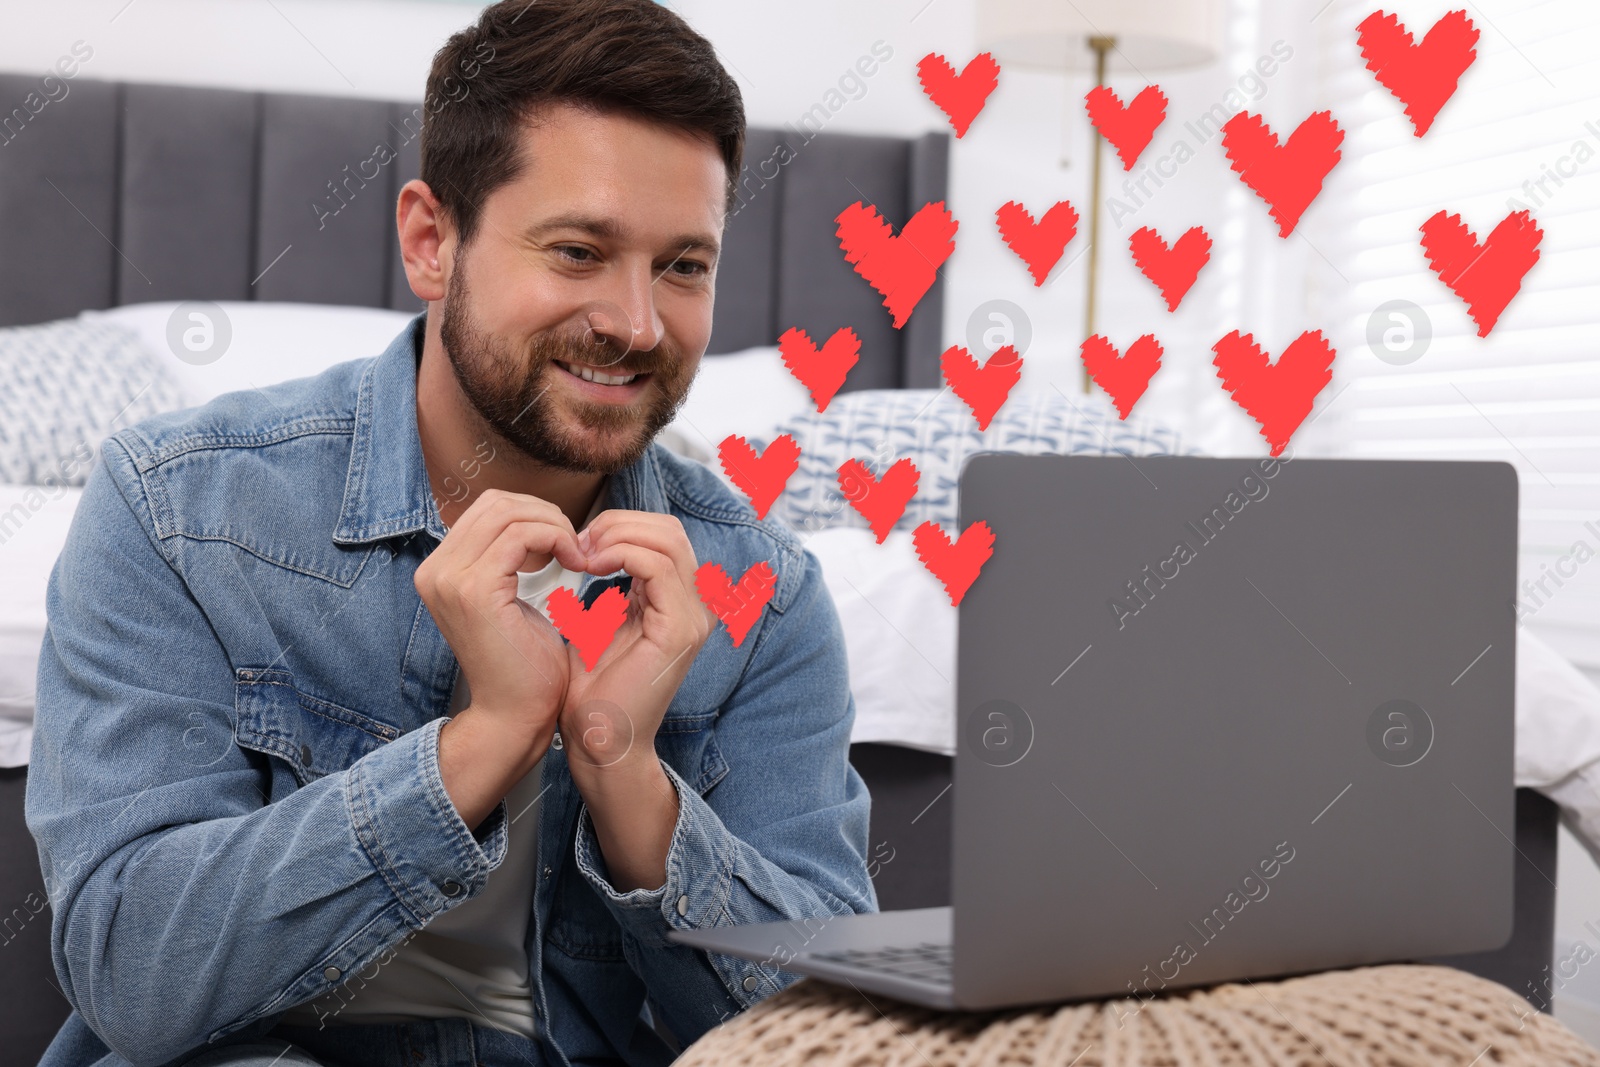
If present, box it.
[668,453,1518,1011]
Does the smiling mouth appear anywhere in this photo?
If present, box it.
[553,360,646,386]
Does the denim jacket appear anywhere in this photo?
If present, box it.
[26,312,877,1067]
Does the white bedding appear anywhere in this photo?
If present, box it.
[0,483,81,767]
[7,304,1600,856]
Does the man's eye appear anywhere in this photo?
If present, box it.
[668,260,710,278]
[555,246,595,264]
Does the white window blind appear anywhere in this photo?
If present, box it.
[1298,0,1600,668]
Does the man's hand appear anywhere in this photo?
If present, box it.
[416,488,587,831]
[560,511,718,891]
[560,511,716,773]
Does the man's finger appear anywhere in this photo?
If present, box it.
[438,489,579,569]
[582,516,698,582]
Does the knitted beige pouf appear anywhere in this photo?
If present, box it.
[677,964,1600,1067]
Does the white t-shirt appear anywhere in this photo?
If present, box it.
[280,481,606,1036]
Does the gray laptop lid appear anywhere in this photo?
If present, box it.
[952,454,1517,1010]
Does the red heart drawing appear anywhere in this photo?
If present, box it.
[1212,330,1337,458]
[836,201,958,329]
[1357,10,1478,137]
[916,52,1000,138]
[694,560,776,648]
[1084,85,1168,170]
[941,344,1022,431]
[995,200,1079,286]
[546,585,628,672]
[718,433,801,520]
[1220,111,1344,238]
[1419,209,1542,338]
[912,519,995,607]
[777,326,860,412]
[1129,226,1211,311]
[838,457,921,543]
[1080,335,1164,419]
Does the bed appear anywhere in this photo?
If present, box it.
[0,74,1559,1061]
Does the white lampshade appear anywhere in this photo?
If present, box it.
[976,0,1225,73]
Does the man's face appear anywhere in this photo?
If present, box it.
[437,102,725,474]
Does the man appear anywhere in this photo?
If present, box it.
[25,1,876,1064]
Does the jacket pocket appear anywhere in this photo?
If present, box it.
[546,846,629,961]
[233,667,401,787]
[653,714,729,797]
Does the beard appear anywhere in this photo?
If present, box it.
[437,251,697,475]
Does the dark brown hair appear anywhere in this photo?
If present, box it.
[420,0,745,249]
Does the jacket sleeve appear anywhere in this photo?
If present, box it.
[570,540,878,1045]
[24,437,512,1066]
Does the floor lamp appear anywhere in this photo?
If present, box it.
[977,0,1223,392]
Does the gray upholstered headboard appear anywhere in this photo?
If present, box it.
[0,76,948,390]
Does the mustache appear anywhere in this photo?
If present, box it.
[537,334,675,377]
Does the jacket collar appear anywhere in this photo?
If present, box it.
[332,311,669,546]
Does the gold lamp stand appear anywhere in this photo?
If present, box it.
[1082,34,1113,394]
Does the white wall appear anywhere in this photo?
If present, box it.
[0,0,471,101]
[0,0,1294,452]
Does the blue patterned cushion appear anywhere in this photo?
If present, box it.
[0,318,188,486]
[769,388,1201,536]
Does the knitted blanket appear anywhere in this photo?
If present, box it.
[678,964,1600,1066]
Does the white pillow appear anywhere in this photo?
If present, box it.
[0,318,188,486]
[655,347,812,469]
[78,301,420,407]
[806,526,955,755]
[771,387,1199,538]
[0,483,83,768]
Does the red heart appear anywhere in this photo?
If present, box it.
[996,200,1079,286]
[695,560,776,649]
[1419,210,1542,338]
[941,344,1022,431]
[916,52,1000,138]
[1357,10,1478,137]
[912,519,995,608]
[1129,226,1211,311]
[1080,335,1163,419]
[1212,331,1337,458]
[1220,111,1344,238]
[838,457,921,543]
[1084,85,1168,170]
[836,201,958,330]
[718,433,800,520]
[546,585,628,672]
[777,326,860,413]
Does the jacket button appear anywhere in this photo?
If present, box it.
[676,894,688,916]
[442,880,464,897]
[552,731,564,750]
[299,743,313,766]
[323,966,341,982]
[543,866,553,880]
[742,975,759,992]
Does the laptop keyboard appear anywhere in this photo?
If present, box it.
[809,940,953,984]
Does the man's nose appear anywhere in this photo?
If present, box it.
[585,261,665,361]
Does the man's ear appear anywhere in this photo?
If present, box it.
[397,179,453,302]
